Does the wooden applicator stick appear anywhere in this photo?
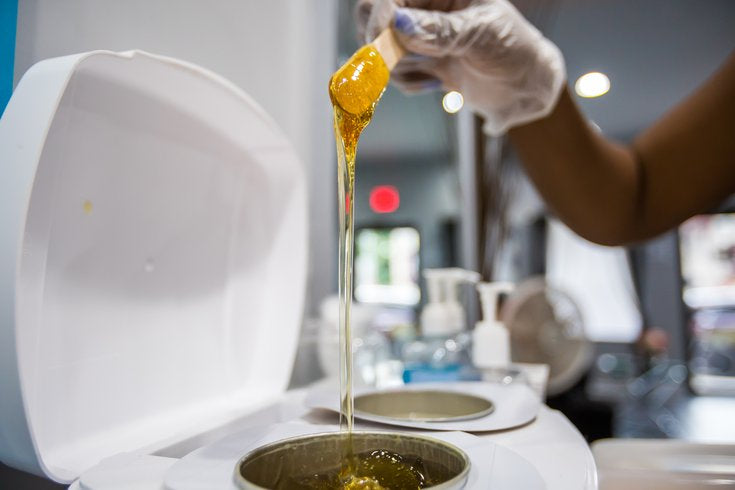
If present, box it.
[371,28,406,71]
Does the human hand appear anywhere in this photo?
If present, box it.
[356,0,566,135]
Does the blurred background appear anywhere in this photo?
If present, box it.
[2,0,735,487]
[329,0,735,443]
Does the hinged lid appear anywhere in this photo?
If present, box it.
[0,50,307,483]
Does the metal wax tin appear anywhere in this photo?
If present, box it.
[234,431,471,489]
[354,390,494,423]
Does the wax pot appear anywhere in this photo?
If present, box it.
[235,432,470,489]
[354,390,494,423]
[0,50,307,483]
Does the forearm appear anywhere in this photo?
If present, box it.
[632,51,735,237]
[508,87,644,245]
[508,53,735,246]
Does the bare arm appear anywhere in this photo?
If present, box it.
[508,51,735,246]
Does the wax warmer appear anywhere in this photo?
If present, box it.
[0,50,307,485]
[235,431,470,489]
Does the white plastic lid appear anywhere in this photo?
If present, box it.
[0,50,307,483]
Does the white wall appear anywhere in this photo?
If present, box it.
[14,0,338,316]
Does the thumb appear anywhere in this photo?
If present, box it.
[392,7,473,58]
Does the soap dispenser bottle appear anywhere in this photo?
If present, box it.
[420,269,450,337]
[444,268,481,335]
[404,268,481,383]
[472,282,515,370]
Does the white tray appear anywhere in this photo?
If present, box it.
[593,439,735,489]
[162,421,545,490]
[305,382,541,432]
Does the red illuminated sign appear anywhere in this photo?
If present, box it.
[369,185,400,214]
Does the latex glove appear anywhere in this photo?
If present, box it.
[356,0,566,136]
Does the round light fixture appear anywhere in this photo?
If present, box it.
[575,72,610,98]
[442,91,464,113]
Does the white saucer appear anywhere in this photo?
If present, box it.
[305,382,541,432]
[162,421,545,489]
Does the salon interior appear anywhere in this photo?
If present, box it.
[1,1,735,489]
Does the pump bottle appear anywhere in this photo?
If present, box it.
[472,282,514,369]
[420,269,450,337]
[421,268,480,337]
[403,268,480,383]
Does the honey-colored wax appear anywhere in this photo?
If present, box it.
[329,42,391,440]
[328,43,405,489]
[330,44,390,118]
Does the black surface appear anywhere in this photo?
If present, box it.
[547,373,615,443]
[0,463,64,489]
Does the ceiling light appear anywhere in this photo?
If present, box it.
[442,91,464,113]
[575,72,610,98]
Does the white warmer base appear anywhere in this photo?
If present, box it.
[70,382,597,490]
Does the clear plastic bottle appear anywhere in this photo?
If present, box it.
[403,269,481,383]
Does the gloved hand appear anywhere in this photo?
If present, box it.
[355,0,566,136]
